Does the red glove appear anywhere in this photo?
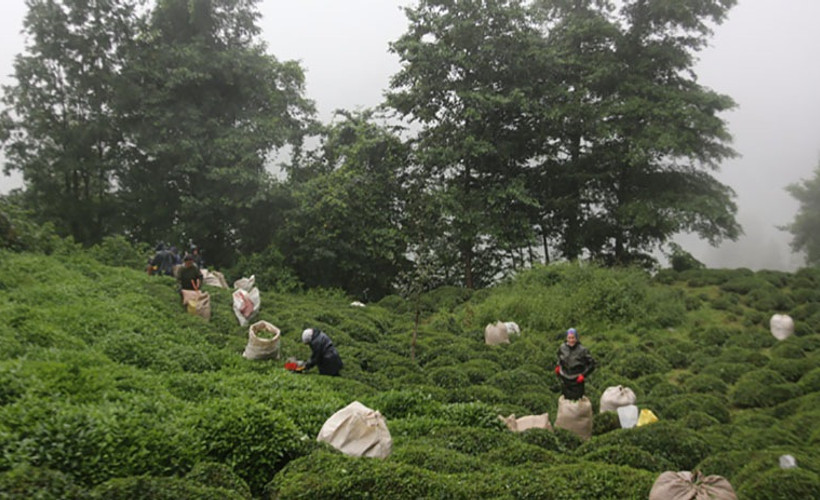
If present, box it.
[554,366,561,375]
[576,374,585,383]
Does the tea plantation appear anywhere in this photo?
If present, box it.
[1,248,818,499]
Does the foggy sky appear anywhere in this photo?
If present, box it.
[1,0,818,271]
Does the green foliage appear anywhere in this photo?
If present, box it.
[184,462,251,499]
[683,373,729,395]
[577,422,713,470]
[0,464,88,499]
[88,475,248,500]
[227,244,302,294]
[730,369,804,408]
[608,351,671,379]
[581,444,674,472]
[592,410,621,436]
[784,158,820,266]
[658,393,731,424]
[737,467,820,500]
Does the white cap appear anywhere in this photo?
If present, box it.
[301,328,314,344]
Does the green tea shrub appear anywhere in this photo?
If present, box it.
[0,464,87,499]
[766,357,815,382]
[483,463,655,500]
[189,398,310,495]
[88,475,248,500]
[799,367,820,392]
[457,358,501,384]
[655,339,697,368]
[185,462,251,499]
[389,443,485,473]
[363,389,442,419]
[718,346,769,367]
[770,340,807,359]
[720,276,764,295]
[731,411,778,429]
[745,287,794,311]
[728,327,776,349]
[683,374,729,395]
[641,288,687,328]
[581,444,674,472]
[689,325,738,347]
[88,235,151,270]
[417,425,516,455]
[486,368,545,394]
[480,440,560,466]
[428,366,470,389]
[269,449,468,499]
[438,402,505,430]
[699,362,750,384]
[608,351,671,379]
[592,410,621,436]
[659,393,730,424]
[730,369,803,408]
[680,410,720,429]
[736,467,820,500]
[577,421,712,470]
[446,385,507,404]
[226,244,302,294]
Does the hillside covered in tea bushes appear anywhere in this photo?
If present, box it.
[0,247,819,499]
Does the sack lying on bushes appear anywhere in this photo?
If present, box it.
[232,288,260,327]
[201,269,229,288]
[617,404,639,429]
[637,408,659,427]
[181,289,211,320]
[555,395,593,441]
[484,321,510,345]
[233,275,256,292]
[317,401,392,458]
[649,470,737,500]
[499,413,553,432]
[504,322,521,335]
[600,385,637,413]
[242,321,281,360]
[770,314,794,341]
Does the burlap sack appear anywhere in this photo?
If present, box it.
[181,289,211,320]
[201,269,229,288]
[770,314,794,341]
[317,401,392,459]
[600,385,637,413]
[649,471,737,500]
[242,321,281,360]
[499,413,553,432]
[232,287,261,327]
[554,395,593,441]
[484,321,510,345]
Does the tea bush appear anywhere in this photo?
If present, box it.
[659,393,730,424]
[185,461,251,499]
[730,369,803,408]
[577,421,712,470]
[683,373,729,395]
[736,467,820,500]
[0,464,88,499]
[580,444,674,472]
[88,475,248,500]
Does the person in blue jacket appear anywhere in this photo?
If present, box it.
[300,328,343,376]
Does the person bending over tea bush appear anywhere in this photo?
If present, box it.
[555,328,596,400]
[300,328,344,376]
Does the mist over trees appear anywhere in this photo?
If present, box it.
[1,0,750,298]
[784,157,820,266]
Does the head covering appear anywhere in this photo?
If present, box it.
[301,328,314,344]
[183,254,194,262]
[566,328,577,338]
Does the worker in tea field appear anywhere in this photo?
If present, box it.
[298,327,343,376]
[555,328,596,400]
[178,253,203,291]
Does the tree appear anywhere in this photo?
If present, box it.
[783,157,820,266]
[115,0,315,266]
[540,0,741,264]
[387,0,548,288]
[1,0,139,245]
[532,0,742,266]
[279,110,411,300]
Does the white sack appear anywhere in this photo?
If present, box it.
[242,321,281,361]
[232,287,261,327]
[484,321,510,346]
[617,404,639,429]
[779,454,798,469]
[499,413,553,433]
[233,275,256,292]
[317,401,392,459]
[770,314,794,341]
[504,322,521,335]
[600,385,637,413]
[201,269,229,289]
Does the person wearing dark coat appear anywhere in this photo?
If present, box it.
[178,254,203,291]
[555,328,596,400]
[300,328,343,376]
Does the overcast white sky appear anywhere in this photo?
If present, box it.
[1,0,819,271]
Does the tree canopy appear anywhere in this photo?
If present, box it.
[784,157,820,266]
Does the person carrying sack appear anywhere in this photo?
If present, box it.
[178,253,203,291]
[554,327,596,400]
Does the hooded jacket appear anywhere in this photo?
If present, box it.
[304,329,343,376]
[557,342,596,379]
